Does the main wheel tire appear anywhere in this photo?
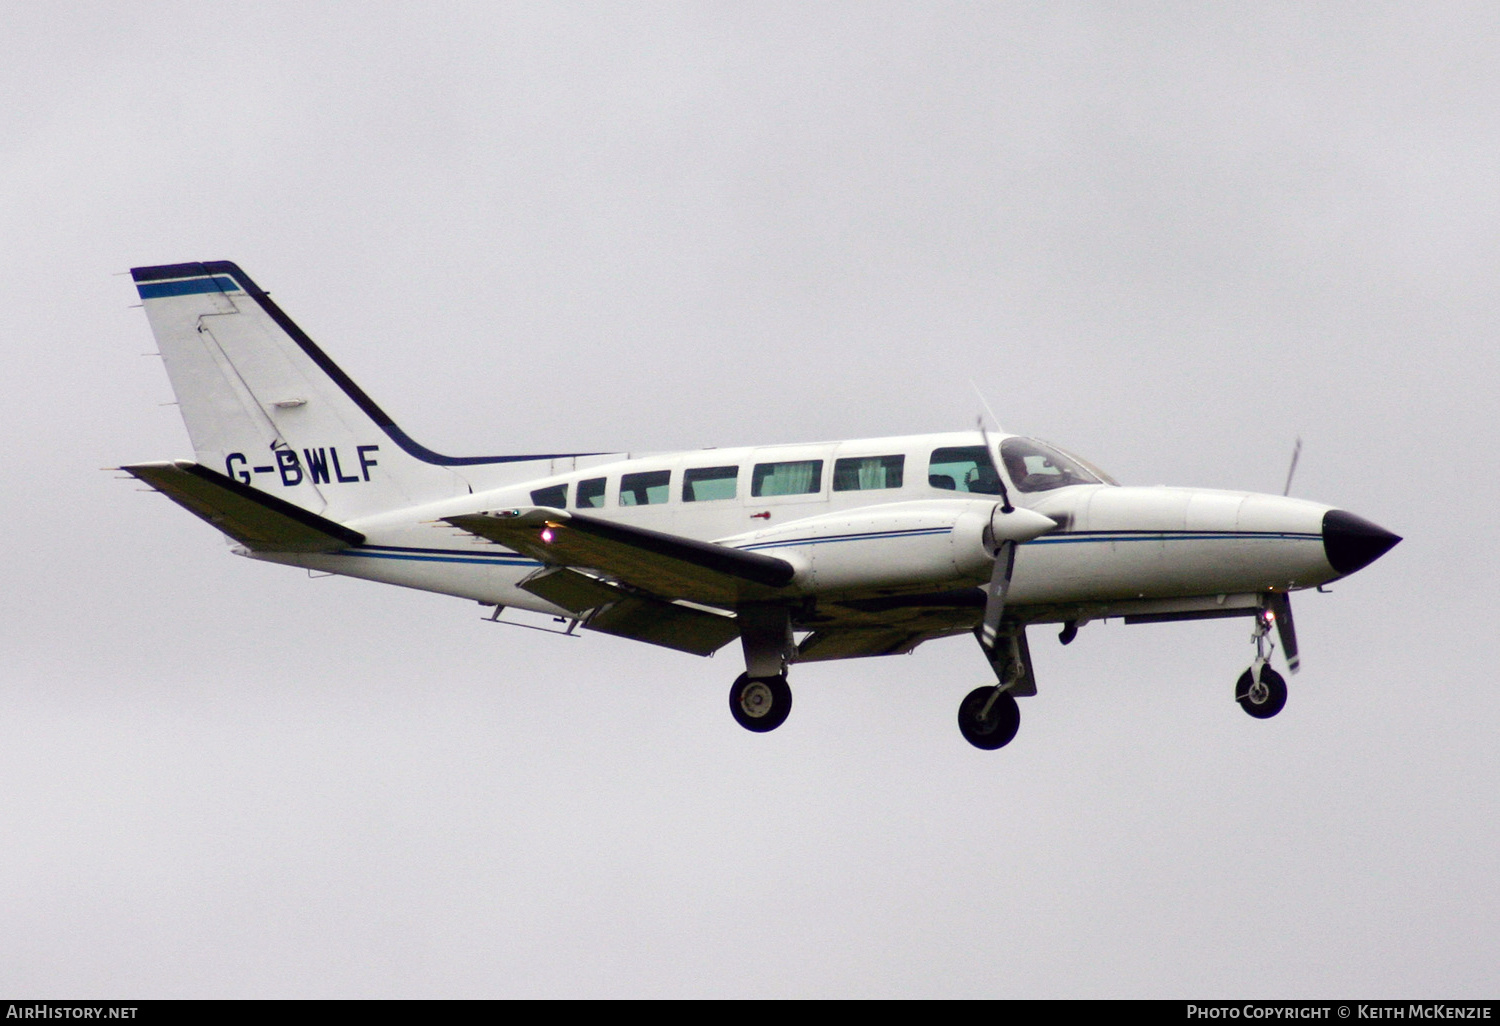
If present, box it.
[957,686,1021,750]
[1237,667,1288,719]
[729,673,793,733]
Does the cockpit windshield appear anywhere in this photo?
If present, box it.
[999,437,1114,492]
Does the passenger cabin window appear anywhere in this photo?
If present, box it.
[683,465,738,502]
[752,460,823,497]
[620,470,671,506]
[833,455,904,492]
[530,483,567,507]
[1000,437,1105,492]
[576,477,606,508]
[928,446,1002,494]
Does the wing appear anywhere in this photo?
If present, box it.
[125,461,364,552]
[445,507,801,657]
[445,509,1005,664]
[444,508,798,608]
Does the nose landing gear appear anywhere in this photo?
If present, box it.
[1236,603,1289,719]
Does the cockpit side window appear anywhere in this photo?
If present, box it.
[999,437,1106,492]
[928,446,1002,494]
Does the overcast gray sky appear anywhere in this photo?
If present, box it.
[2,1,1496,998]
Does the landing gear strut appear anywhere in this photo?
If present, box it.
[1236,605,1289,719]
[730,604,795,734]
[958,626,1034,750]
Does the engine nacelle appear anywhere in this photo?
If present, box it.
[721,500,1056,595]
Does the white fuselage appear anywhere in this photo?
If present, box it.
[252,431,1339,630]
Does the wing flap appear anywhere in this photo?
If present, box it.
[445,508,797,608]
[797,628,946,662]
[515,565,740,655]
[585,595,740,656]
[125,460,364,552]
[518,566,623,613]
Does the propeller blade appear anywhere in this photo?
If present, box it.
[979,539,1017,659]
[1282,436,1302,496]
[976,416,1014,513]
[1267,591,1300,674]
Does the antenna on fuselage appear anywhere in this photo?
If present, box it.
[969,379,1004,434]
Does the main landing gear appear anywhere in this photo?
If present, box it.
[957,686,1020,750]
[957,626,1035,750]
[1235,600,1293,719]
[729,673,793,732]
[729,603,797,735]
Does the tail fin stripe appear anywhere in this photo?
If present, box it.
[136,276,240,300]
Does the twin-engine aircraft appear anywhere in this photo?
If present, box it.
[122,261,1401,749]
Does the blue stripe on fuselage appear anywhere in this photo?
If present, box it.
[738,527,952,552]
[1027,530,1321,545]
[337,545,542,568]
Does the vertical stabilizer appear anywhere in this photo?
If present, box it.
[131,262,586,521]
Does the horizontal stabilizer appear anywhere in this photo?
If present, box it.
[445,507,797,608]
[124,461,364,552]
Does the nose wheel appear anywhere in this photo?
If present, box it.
[1236,666,1287,719]
[729,673,793,733]
[1236,605,1289,719]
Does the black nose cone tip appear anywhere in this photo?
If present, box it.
[1322,509,1402,576]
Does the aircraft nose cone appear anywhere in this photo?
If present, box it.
[1322,509,1401,576]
